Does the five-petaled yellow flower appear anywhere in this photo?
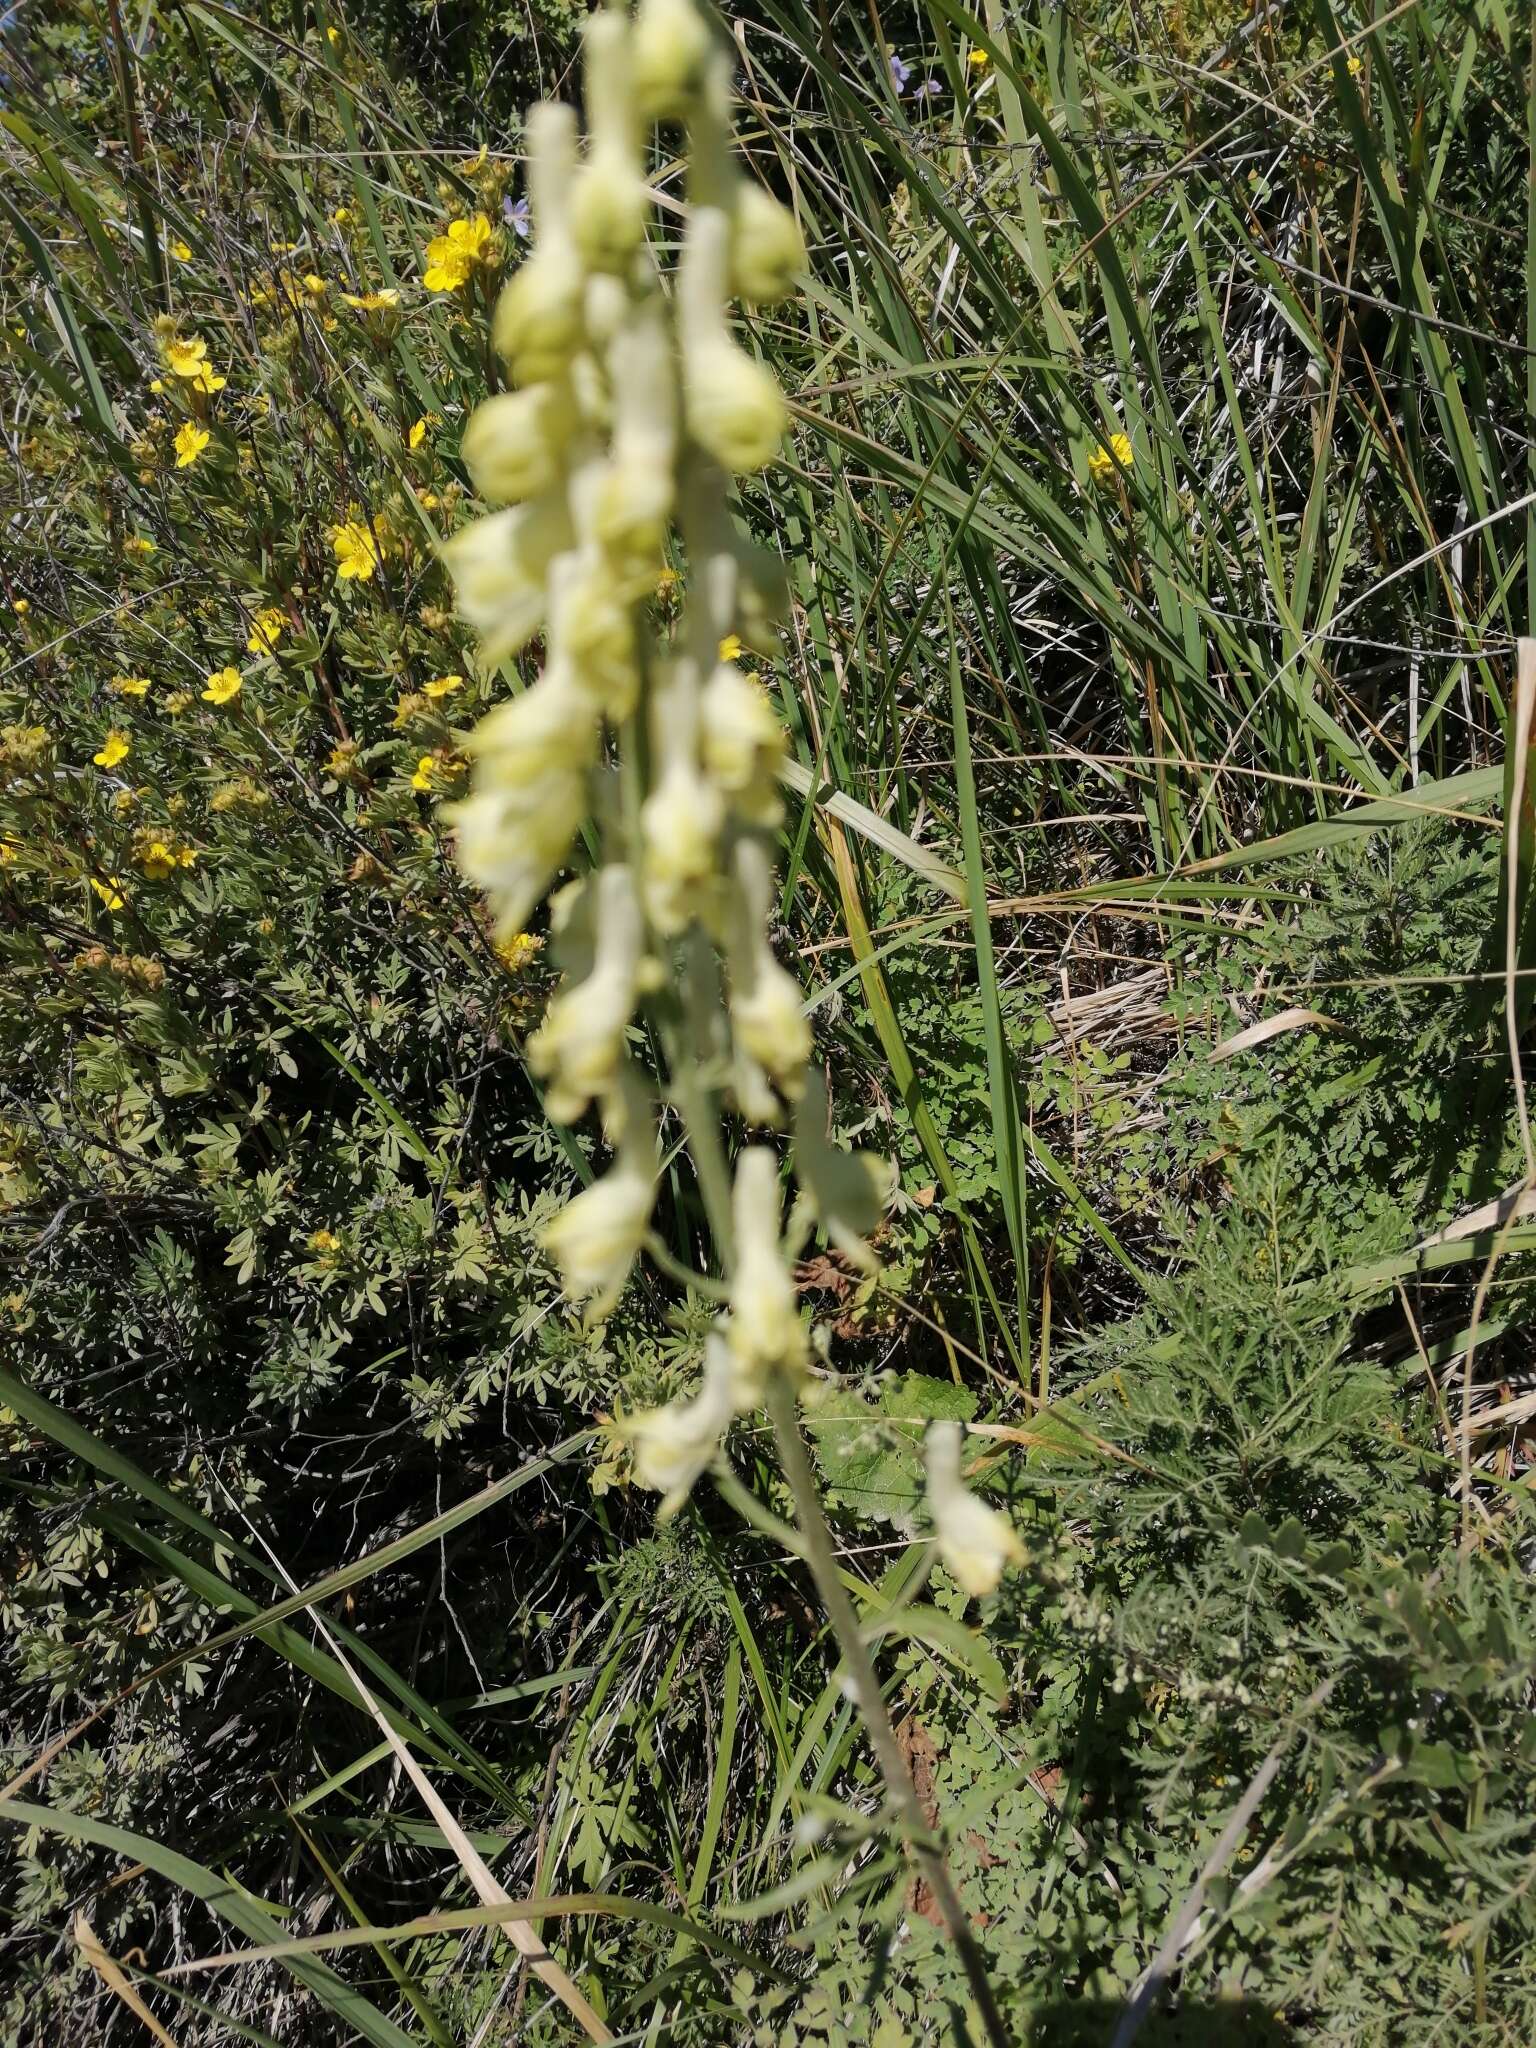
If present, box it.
[93,730,130,769]
[190,363,227,395]
[717,633,743,663]
[1087,432,1134,485]
[308,1227,341,1257]
[202,666,243,705]
[410,754,438,792]
[423,214,493,293]
[342,288,399,312]
[174,422,210,468]
[139,840,180,880]
[123,535,156,558]
[1346,52,1364,76]
[163,336,209,378]
[408,416,430,449]
[91,877,126,910]
[110,675,153,698]
[170,239,193,262]
[423,673,462,699]
[246,606,287,655]
[329,515,387,581]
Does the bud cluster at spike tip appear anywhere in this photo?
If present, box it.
[435,0,1021,1598]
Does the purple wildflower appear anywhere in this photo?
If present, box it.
[504,194,531,239]
[888,51,912,93]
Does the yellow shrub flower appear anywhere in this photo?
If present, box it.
[1087,431,1134,485]
[329,515,387,581]
[11,598,30,616]
[496,930,544,971]
[408,415,431,449]
[165,691,192,716]
[138,840,179,881]
[410,754,438,792]
[202,666,243,705]
[110,675,153,698]
[174,422,210,468]
[342,287,399,312]
[170,238,193,262]
[93,730,130,769]
[423,673,463,699]
[190,364,227,394]
[91,877,126,910]
[717,632,743,663]
[967,46,991,69]
[308,1227,341,1258]
[423,213,494,293]
[163,336,208,377]
[246,606,287,655]
[1346,52,1364,76]
[122,535,156,558]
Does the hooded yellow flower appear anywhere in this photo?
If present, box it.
[202,666,243,705]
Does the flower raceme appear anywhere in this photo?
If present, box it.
[433,0,1008,1583]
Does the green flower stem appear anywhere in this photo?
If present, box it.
[764,1371,1013,2048]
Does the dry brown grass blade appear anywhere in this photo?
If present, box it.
[74,1911,180,2046]
[290,1609,614,2044]
[206,1501,616,2044]
[1416,1180,1536,1248]
[1209,1006,1341,1060]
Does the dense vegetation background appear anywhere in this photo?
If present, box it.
[3,0,1536,2041]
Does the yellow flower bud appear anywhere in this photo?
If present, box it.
[725,839,810,1101]
[460,385,576,504]
[726,1147,806,1397]
[640,760,724,934]
[731,184,806,305]
[701,663,785,825]
[572,153,652,273]
[554,553,640,717]
[626,1331,738,1515]
[492,247,587,386]
[439,498,573,660]
[925,1421,1024,1598]
[448,671,597,933]
[528,865,645,1122]
[632,0,714,119]
[540,1133,655,1316]
[686,336,787,473]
